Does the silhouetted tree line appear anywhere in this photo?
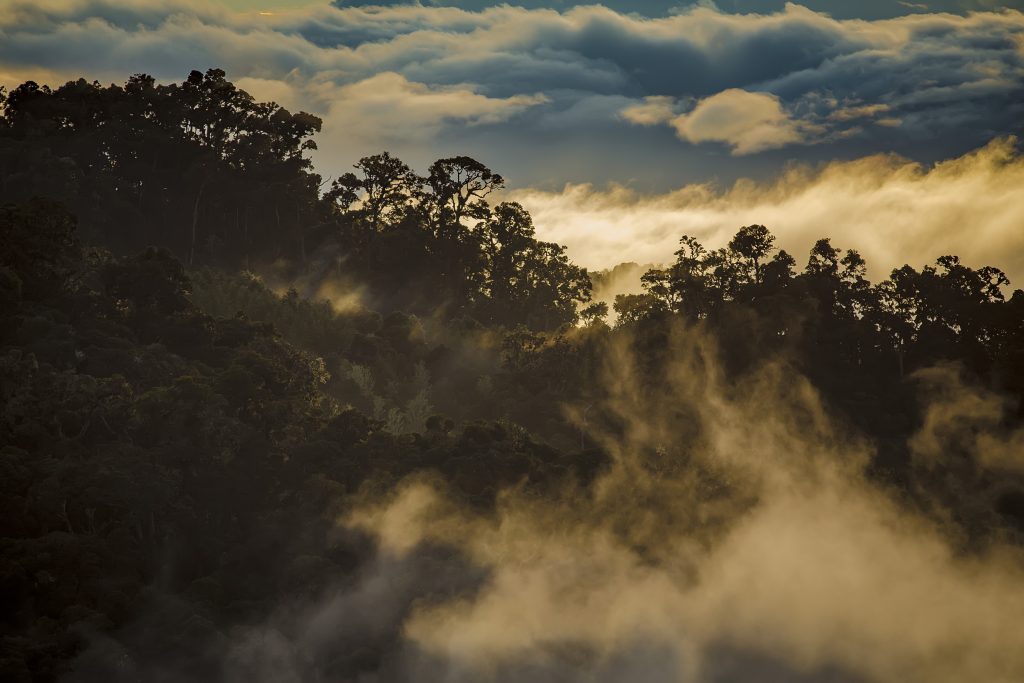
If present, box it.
[0,70,591,331]
[0,70,321,268]
[618,226,1024,428]
[3,70,1024,681]
[318,153,592,327]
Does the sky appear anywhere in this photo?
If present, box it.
[2,0,1024,276]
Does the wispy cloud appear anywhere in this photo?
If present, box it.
[330,325,1024,683]
[238,71,546,160]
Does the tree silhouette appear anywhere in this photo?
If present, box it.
[728,223,775,285]
[4,67,1024,682]
[427,155,503,234]
[477,202,592,329]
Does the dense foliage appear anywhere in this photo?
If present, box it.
[2,71,1024,681]
[626,227,1024,445]
[0,73,591,330]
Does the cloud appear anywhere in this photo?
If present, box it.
[910,365,1024,475]
[828,102,895,123]
[624,89,820,155]
[328,1,1024,20]
[330,72,546,132]
[331,327,1024,683]
[72,315,1024,682]
[620,94,680,125]
[1,1,1023,185]
[671,88,812,154]
[510,136,1024,284]
[238,71,546,160]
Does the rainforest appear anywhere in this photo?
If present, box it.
[4,7,1024,681]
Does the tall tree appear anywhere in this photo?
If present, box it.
[477,202,592,329]
[426,156,503,236]
[728,224,775,285]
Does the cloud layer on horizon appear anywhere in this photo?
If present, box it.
[511,136,1024,286]
[1,1,1023,189]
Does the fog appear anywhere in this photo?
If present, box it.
[221,326,1024,683]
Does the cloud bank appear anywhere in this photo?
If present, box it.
[216,327,1024,683]
[1,1,1022,187]
[512,136,1024,284]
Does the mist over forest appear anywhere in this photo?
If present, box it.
[3,67,1024,683]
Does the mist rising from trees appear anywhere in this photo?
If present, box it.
[3,70,1024,682]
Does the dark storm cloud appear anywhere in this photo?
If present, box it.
[1,1,1022,186]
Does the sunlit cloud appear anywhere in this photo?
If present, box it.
[512,136,1024,284]
[335,326,1024,683]
[1,1,1022,187]
[238,71,546,160]
[675,89,814,154]
[620,95,680,126]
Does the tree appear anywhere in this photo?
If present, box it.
[579,302,609,327]
[346,152,423,233]
[762,249,796,289]
[476,202,592,329]
[426,156,503,235]
[643,235,712,318]
[643,227,783,318]
[613,293,667,325]
[728,224,775,285]
[0,69,323,267]
[805,238,841,278]
[0,199,80,301]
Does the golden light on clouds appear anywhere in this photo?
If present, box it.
[3,2,1024,682]
[623,89,820,155]
[514,136,1024,285]
[234,71,547,161]
[343,328,1024,683]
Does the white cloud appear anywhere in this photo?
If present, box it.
[619,95,679,126]
[331,72,546,133]
[1,0,1022,188]
[338,330,1024,683]
[235,71,546,164]
[624,91,902,154]
[510,136,1024,285]
[670,88,812,154]
[321,72,546,160]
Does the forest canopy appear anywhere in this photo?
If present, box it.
[0,71,591,330]
[3,70,1024,682]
